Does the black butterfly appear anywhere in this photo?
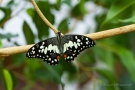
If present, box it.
[26,32,95,65]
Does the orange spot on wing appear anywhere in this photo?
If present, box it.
[57,55,60,60]
[64,54,67,58]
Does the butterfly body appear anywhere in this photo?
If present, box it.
[26,32,95,65]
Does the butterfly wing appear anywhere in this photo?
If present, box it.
[26,37,60,65]
[63,35,95,62]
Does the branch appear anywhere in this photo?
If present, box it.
[0,45,33,57]
[30,0,59,34]
[85,24,135,40]
[0,24,135,58]
[0,0,2,5]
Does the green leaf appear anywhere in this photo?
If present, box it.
[71,0,86,19]
[96,68,119,90]
[43,63,63,84]
[56,0,61,9]
[102,0,135,26]
[96,68,117,83]
[119,74,135,90]
[0,7,11,27]
[25,58,40,72]
[119,16,135,23]
[79,0,87,14]
[42,57,77,84]
[12,54,25,65]
[23,21,35,44]
[24,60,41,80]
[26,8,34,18]
[116,48,135,82]
[7,0,15,8]
[94,40,115,70]
[78,49,95,67]
[0,33,18,39]
[3,69,13,90]
[58,18,69,33]
[0,39,2,48]
[132,2,135,15]
[59,57,78,81]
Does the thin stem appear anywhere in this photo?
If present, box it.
[0,24,135,57]
[30,0,59,34]
[85,24,135,40]
[0,44,33,57]
[0,0,2,5]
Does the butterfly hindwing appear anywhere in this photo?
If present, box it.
[26,37,60,65]
[26,32,96,65]
[63,35,95,62]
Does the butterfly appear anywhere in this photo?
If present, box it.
[26,32,95,65]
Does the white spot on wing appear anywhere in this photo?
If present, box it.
[40,45,44,49]
[44,47,47,54]
[86,38,88,40]
[32,51,35,54]
[41,49,44,53]
[70,56,73,58]
[77,43,80,46]
[42,42,45,45]
[68,41,74,48]
[27,52,29,56]
[54,59,57,62]
[32,47,35,50]
[48,44,53,51]
[52,46,56,51]
[55,46,59,53]
[91,41,94,45]
[67,56,69,59]
[49,58,51,61]
[80,42,83,45]
[74,42,77,49]
[63,44,67,52]
[75,36,78,39]
[77,39,81,42]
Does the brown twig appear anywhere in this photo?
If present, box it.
[84,24,135,40]
[30,0,59,34]
[0,24,135,58]
[0,0,2,5]
[0,45,34,57]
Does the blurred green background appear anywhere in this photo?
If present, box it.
[0,0,135,90]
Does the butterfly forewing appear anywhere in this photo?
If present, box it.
[63,35,95,62]
[26,32,95,65]
[26,37,60,65]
